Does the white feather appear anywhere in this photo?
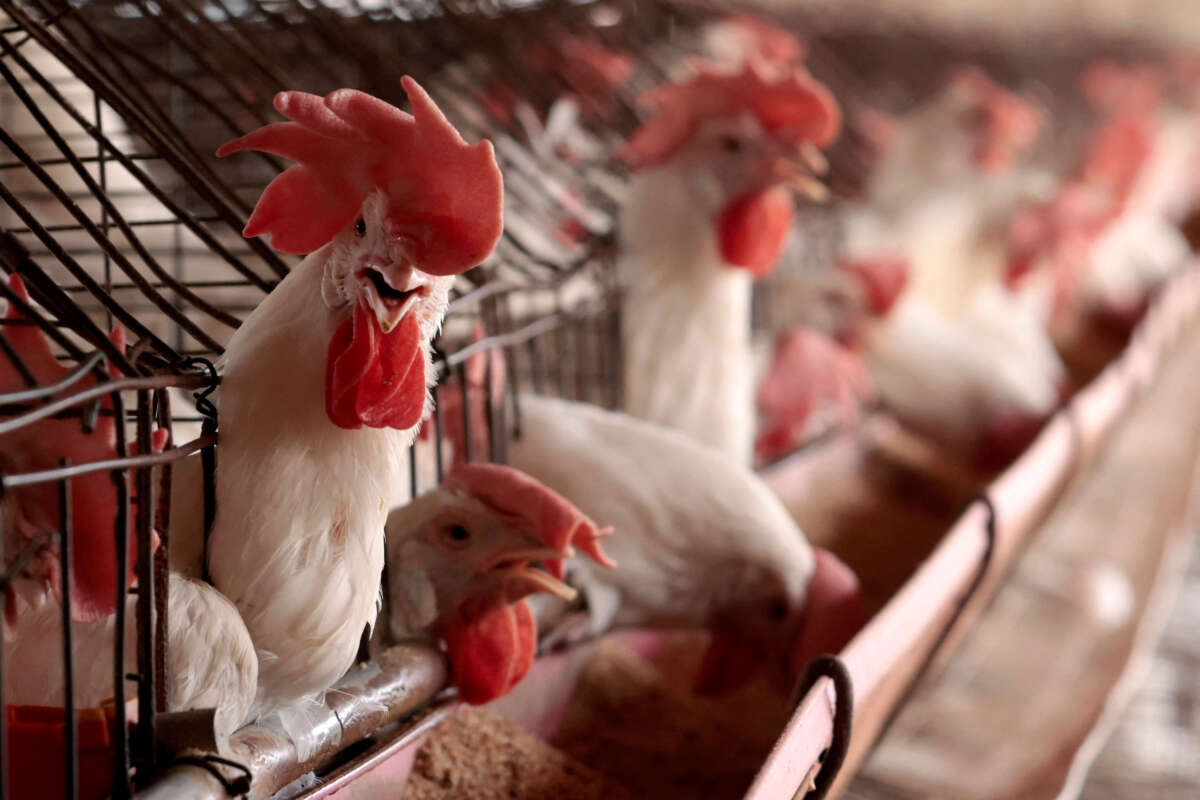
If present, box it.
[618,165,756,464]
[506,395,813,630]
[861,289,1064,452]
[187,205,449,720]
[3,574,255,749]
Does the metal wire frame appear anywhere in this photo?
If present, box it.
[0,1,653,795]
[0,1,1183,798]
[0,359,211,800]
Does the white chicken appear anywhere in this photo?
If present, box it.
[173,79,503,725]
[383,462,614,704]
[1010,61,1197,324]
[850,67,1052,314]
[859,286,1065,465]
[836,69,1068,463]
[506,394,864,694]
[3,575,257,748]
[616,61,841,464]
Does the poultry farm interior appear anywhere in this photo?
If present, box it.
[1,0,1199,798]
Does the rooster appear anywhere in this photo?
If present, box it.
[616,62,840,464]
[506,394,864,694]
[193,78,503,723]
[383,462,614,704]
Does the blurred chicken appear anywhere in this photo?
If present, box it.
[170,79,503,728]
[835,70,1068,464]
[4,574,256,748]
[753,254,908,461]
[0,275,158,626]
[1009,61,1197,326]
[616,62,840,464]
[507,394,865,695]
[383,462,614,704]
[0,278,255,747]
[850,67,1052,312]
[861,285,1065,467]
[755,327,874,461]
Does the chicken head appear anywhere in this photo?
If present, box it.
[696,547,866,696]
[620,61,840,277]
[386,462,614,704]
[217,77,503,432]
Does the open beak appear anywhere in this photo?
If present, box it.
[482,545,578,603]
[766,143,830,203]
[359,264,429,334]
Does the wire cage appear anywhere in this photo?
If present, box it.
[0,0,707,795]
[0,0,1192,798]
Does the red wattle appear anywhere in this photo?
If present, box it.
[716,187,795,278]
[325,304,425,430]
[444,598,536,705]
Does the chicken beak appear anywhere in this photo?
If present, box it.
[359,263,428,334]
[481,546,578,603]
[765,147,830,203]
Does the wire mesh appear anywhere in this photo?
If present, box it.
[0,0,1187,796]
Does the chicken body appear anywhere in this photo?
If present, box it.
[509,394,810,630]
[860,287,1064,459]
[505,395,863,693]
[206,241,436,714]
[3,574,255,747]
[195,81,502,723]
[619,164,756,464]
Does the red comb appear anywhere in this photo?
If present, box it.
[0,275,161,623]
[442,462,615,579]
[619,62,840,170]
[217,77,503,271]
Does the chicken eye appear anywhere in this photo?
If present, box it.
[440,523,472,549]
[720,136,744,154]
[354,217,366,237]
